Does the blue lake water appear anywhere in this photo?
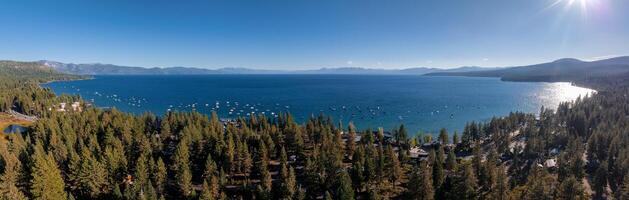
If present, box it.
[43,75,594,134]
[3,124,26,134]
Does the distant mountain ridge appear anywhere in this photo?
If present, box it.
[40,61,217,75]
[425,56,629,82]
[38,56,629,79]
[39,60,493,75]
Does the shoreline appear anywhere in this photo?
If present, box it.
[41,75,94,85]
[41,74,596,135]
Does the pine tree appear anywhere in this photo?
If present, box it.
[102,139,127,187]
[335,171,355,200]
[30,145,67,200]
[439,128,449,144]
[224,131,236,172]
[522,167,554,200]
[200,180,214,200]
[203,153,218,180]
[260,168,272,198]
[422,163,436,200]
[66,151,81,193]
[445,149,457,171]
[112,184,123,200]
[376,145,386,181]
[347,123,357,159]
[387,145,403,187]
[406,166,422,198]
[471,142,482,177]
[0,152,28,200]
[241,145,253,176]
[424,134,433,144]
[77,149,108,198]
[0,180,28,200]
[256,141,272,198]
[294,185,306,200]
[594,161,609,199]
[452,131,459,145]
[173,137,193,197]
[144,180,157,200]
[396,125,408,150]
[286,167,298,198]
[276,155,296,199]
[154,157,167,194]
[433,147,445,187]
[407,163,434,200]
[556,176,587,200]
[364,154,377,183]
[488,165,510,200]
[377,128,385,144]
[350,147,365,191]
[455,163,478,200]
[279,147,288,168]
[134,154,149,188]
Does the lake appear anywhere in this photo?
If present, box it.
[43,75,594,134]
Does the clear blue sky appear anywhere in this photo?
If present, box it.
[1,0,627,69]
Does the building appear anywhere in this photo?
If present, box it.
[409,146,429,159]
[57,103,67,112]
[544,158,557,168]
[71,102,81,112]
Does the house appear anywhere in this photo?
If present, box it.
[57,103,67,112]
[421,141,441,149]
[544,158,557,168]
[71,102,81,112]
[409,146,429,159]
[342,130,393,143]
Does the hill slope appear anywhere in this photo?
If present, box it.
[0,60,84,82]
[40,60,219,75]
[426,56,629,82]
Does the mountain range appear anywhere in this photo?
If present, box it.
[33,56,629,79]
[39,60,493,75]
[425,56,629,82]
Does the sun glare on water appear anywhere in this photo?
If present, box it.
[536,82,596,109]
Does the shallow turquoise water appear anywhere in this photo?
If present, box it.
[43,75,593,134]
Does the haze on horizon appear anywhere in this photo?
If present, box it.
[1,0,628,70]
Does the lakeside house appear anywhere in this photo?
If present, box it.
[341,130,393,143]
[57,103,66,112]
[409,146,429,159]
[71,102,81,112]
[54,102,83,112]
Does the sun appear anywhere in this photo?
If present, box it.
[547,0,596,13]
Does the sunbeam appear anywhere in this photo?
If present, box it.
[546,0,599,17]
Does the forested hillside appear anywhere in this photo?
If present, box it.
[426,56,629,83]
[0,61,85,116]
[0,60,628,199]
